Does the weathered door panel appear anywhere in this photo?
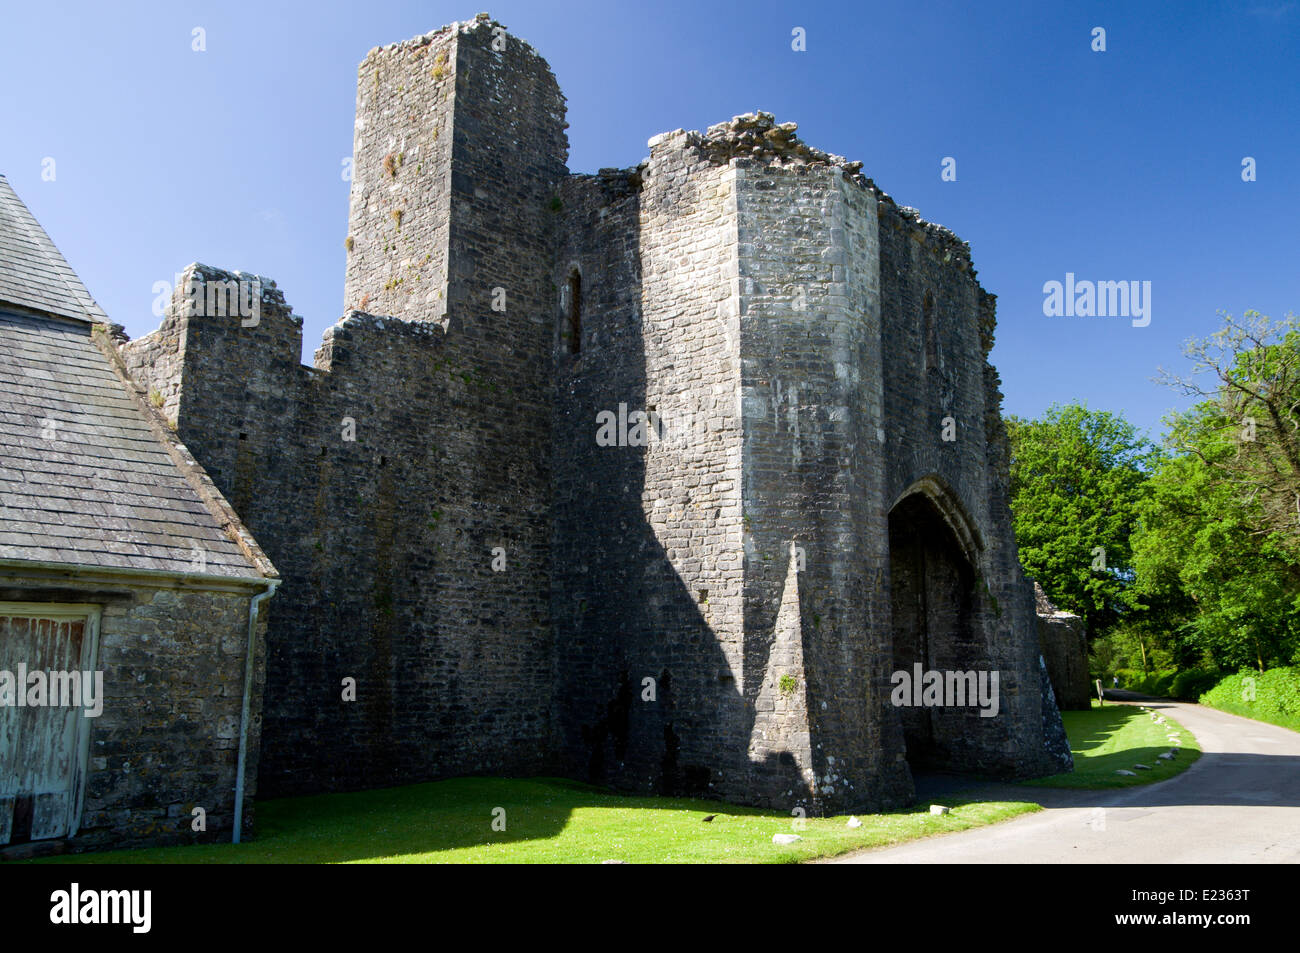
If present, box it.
[0,613,91,844]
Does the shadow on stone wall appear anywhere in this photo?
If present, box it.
[550,175,814,812]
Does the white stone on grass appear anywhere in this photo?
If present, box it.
[772,833,802,845]
[846,816,862,828]
[930,805,950,815]
[1116,769,1137,776]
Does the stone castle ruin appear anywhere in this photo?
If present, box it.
[121,13,1072,817]
[1035,583,1092,711]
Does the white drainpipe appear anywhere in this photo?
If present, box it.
[233,579,279,844]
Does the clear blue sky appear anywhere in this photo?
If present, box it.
[2,0,1296,439]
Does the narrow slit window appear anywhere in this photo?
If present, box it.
[566,270,582,355]
[923,291,938,372]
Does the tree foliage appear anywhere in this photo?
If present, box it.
[1154,310,1300,561]
[1006,403,1159,634]
[1130,311,1300,671]
[1013,312,1300,675]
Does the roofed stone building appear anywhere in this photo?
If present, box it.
[0,175,278,856]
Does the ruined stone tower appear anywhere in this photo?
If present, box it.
[121,13,1070,817]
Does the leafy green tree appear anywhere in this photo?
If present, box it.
[1133,387,1300,670]
[1006,403,1159,635]
[1010,314,1300,672]
[1155,311,1300,562]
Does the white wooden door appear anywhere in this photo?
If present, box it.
[0,604,99,844]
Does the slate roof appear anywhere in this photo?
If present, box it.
[0,176,109,323]
[0,175,269,579]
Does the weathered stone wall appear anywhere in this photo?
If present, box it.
[119,310,186,427]
[118,16,570,798]
[627,141,748,799]
[343,25,457,320]
[875,190,1069,778]
[0,572,267,853]
[1035,583,1092,710]
[549,169,654,787]
[1037,615,1091,711]
[547,112,1069,811]
[733,151,903,812]
[549,134,751,800]
[118,18,1071,812]
[343,16,568,327]
[127,260,559,796]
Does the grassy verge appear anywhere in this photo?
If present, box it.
[1023,699,1201,789]
[1198,698,1300,732]
[30,777,1040,865]
[1198,667,1300,733]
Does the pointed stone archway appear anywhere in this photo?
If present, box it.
[887,478,983,773]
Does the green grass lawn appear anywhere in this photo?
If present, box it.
[1023,700,1201,789]
[25,702,1201,863]
[31,777,1040,865]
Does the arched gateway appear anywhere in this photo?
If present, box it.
[888,478,994,775]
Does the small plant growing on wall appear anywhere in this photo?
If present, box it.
[779,674,798,696]
[390,209,403,230]
[149,390,164,408]
[344,236,354,252]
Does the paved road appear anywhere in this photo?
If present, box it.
[829,698,1300,863]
